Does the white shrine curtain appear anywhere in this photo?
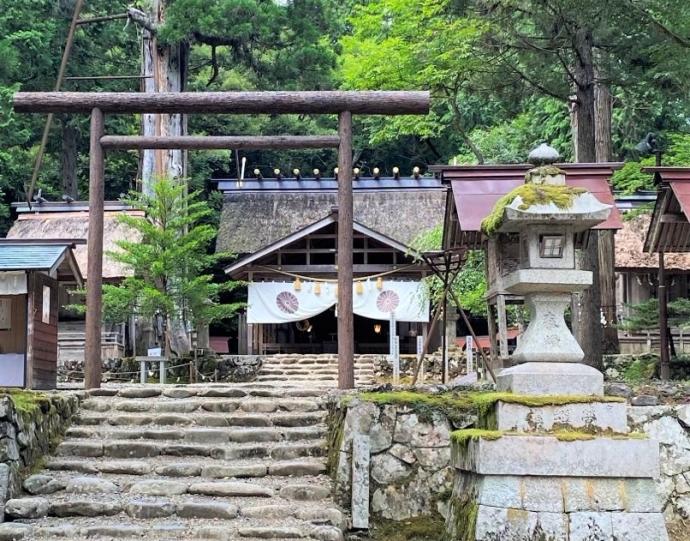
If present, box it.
[247,280,429,324]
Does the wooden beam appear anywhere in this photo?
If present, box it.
[337,111,355,390]
[660,213,687,224]
[101,135,340,150]
[14,91,431,115]
[84,108,104,390]
[66,75,153,81]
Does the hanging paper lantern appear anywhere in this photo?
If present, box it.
[376,277,383,290]
[355,281,364,295]
[314,282,322,295]
[293,277,302,291]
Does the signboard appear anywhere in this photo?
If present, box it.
[0,299,11,330]
[42,286,51,324]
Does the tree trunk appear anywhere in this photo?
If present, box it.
[570,27,603,368]
[594,58,619,354]
[141,0,191,356]
[572,232,604,370]
[572,28,596,162]
[60,117,78,199]
[140,0,188,195]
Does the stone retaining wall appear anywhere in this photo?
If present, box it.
[58,355,262,384]
[0,392,81,521]
[328,395,470,523]
[628,404,690,526]
[372,354,464,382]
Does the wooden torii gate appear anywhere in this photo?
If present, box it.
[13,91,430,390]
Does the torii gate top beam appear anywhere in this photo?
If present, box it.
[14,91,430,115]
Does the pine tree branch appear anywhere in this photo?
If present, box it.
[626,1,690,48]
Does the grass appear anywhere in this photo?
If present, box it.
[368,515,447,541]
[481,183,587,235]
[451,428,646,445]
[0,388,50,414]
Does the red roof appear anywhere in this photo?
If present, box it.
[437,164,623,235]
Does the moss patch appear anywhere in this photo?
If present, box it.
[0,388,50,414]
[451,496,478,541]
[325,403,347,478]
[451,428,504,445]
[369,515,447,541]
[357,390,624,428]
[481,183,587,236]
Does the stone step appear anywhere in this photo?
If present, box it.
[73,411,327,428]
[0,515,344,540]
[257,369,375,376]
[85,385,331,400]
[79,397,325,414]
[55,438,326,461]
[19,471,334,500]
[65,425,327,444]
[254,376,374,384]
[44,457,328,478]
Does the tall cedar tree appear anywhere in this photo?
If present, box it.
[103,179,242,357]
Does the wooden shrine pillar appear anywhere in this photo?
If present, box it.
[659,251,670,380]
[84,108,104,389]
[337,111,355,389]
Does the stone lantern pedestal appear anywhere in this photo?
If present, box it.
[446,149,669,541]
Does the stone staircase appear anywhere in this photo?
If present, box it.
[1,384,345,541]
[256,354,376,386]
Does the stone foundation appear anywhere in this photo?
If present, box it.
[0,391,81,521]
[447,395,669,540]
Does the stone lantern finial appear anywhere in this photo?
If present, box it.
[528,143,560,166]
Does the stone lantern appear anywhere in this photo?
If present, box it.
[490,144,612,395]
[445,146,669,541]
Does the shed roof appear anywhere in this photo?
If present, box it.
[0,241,82,283]
[216,177,446,254]
[6,202,142,280]
[644,168,690,253]
[433,163,624,249]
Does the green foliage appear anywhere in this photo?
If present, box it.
[623,357,658,383]
[481,184,587,236]
[410,225,488,318]
[102,179,243,349]
[621,298,690,332]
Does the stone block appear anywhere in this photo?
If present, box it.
[351,434,370,529]
[497,362,604,396]
[569,512,613,541]
[452,435,660,478]
[496,400,628,433]
[564,478,661,513]
[610,512,669,541]
[370,453,411,485]
[475,505,568,541]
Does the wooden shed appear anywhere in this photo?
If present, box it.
[0,241,82,389]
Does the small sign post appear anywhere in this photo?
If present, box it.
[466,335,474,373]
[393,335,400,384]
[416,335,425,383]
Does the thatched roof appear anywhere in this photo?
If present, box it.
[6,209,142,280]
[616,213,690,271]
[217,189,447,254]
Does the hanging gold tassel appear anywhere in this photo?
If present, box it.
[355,281,364,295]
[293,277,302,291]
[376,277,383,290]
[314,282,322,295]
